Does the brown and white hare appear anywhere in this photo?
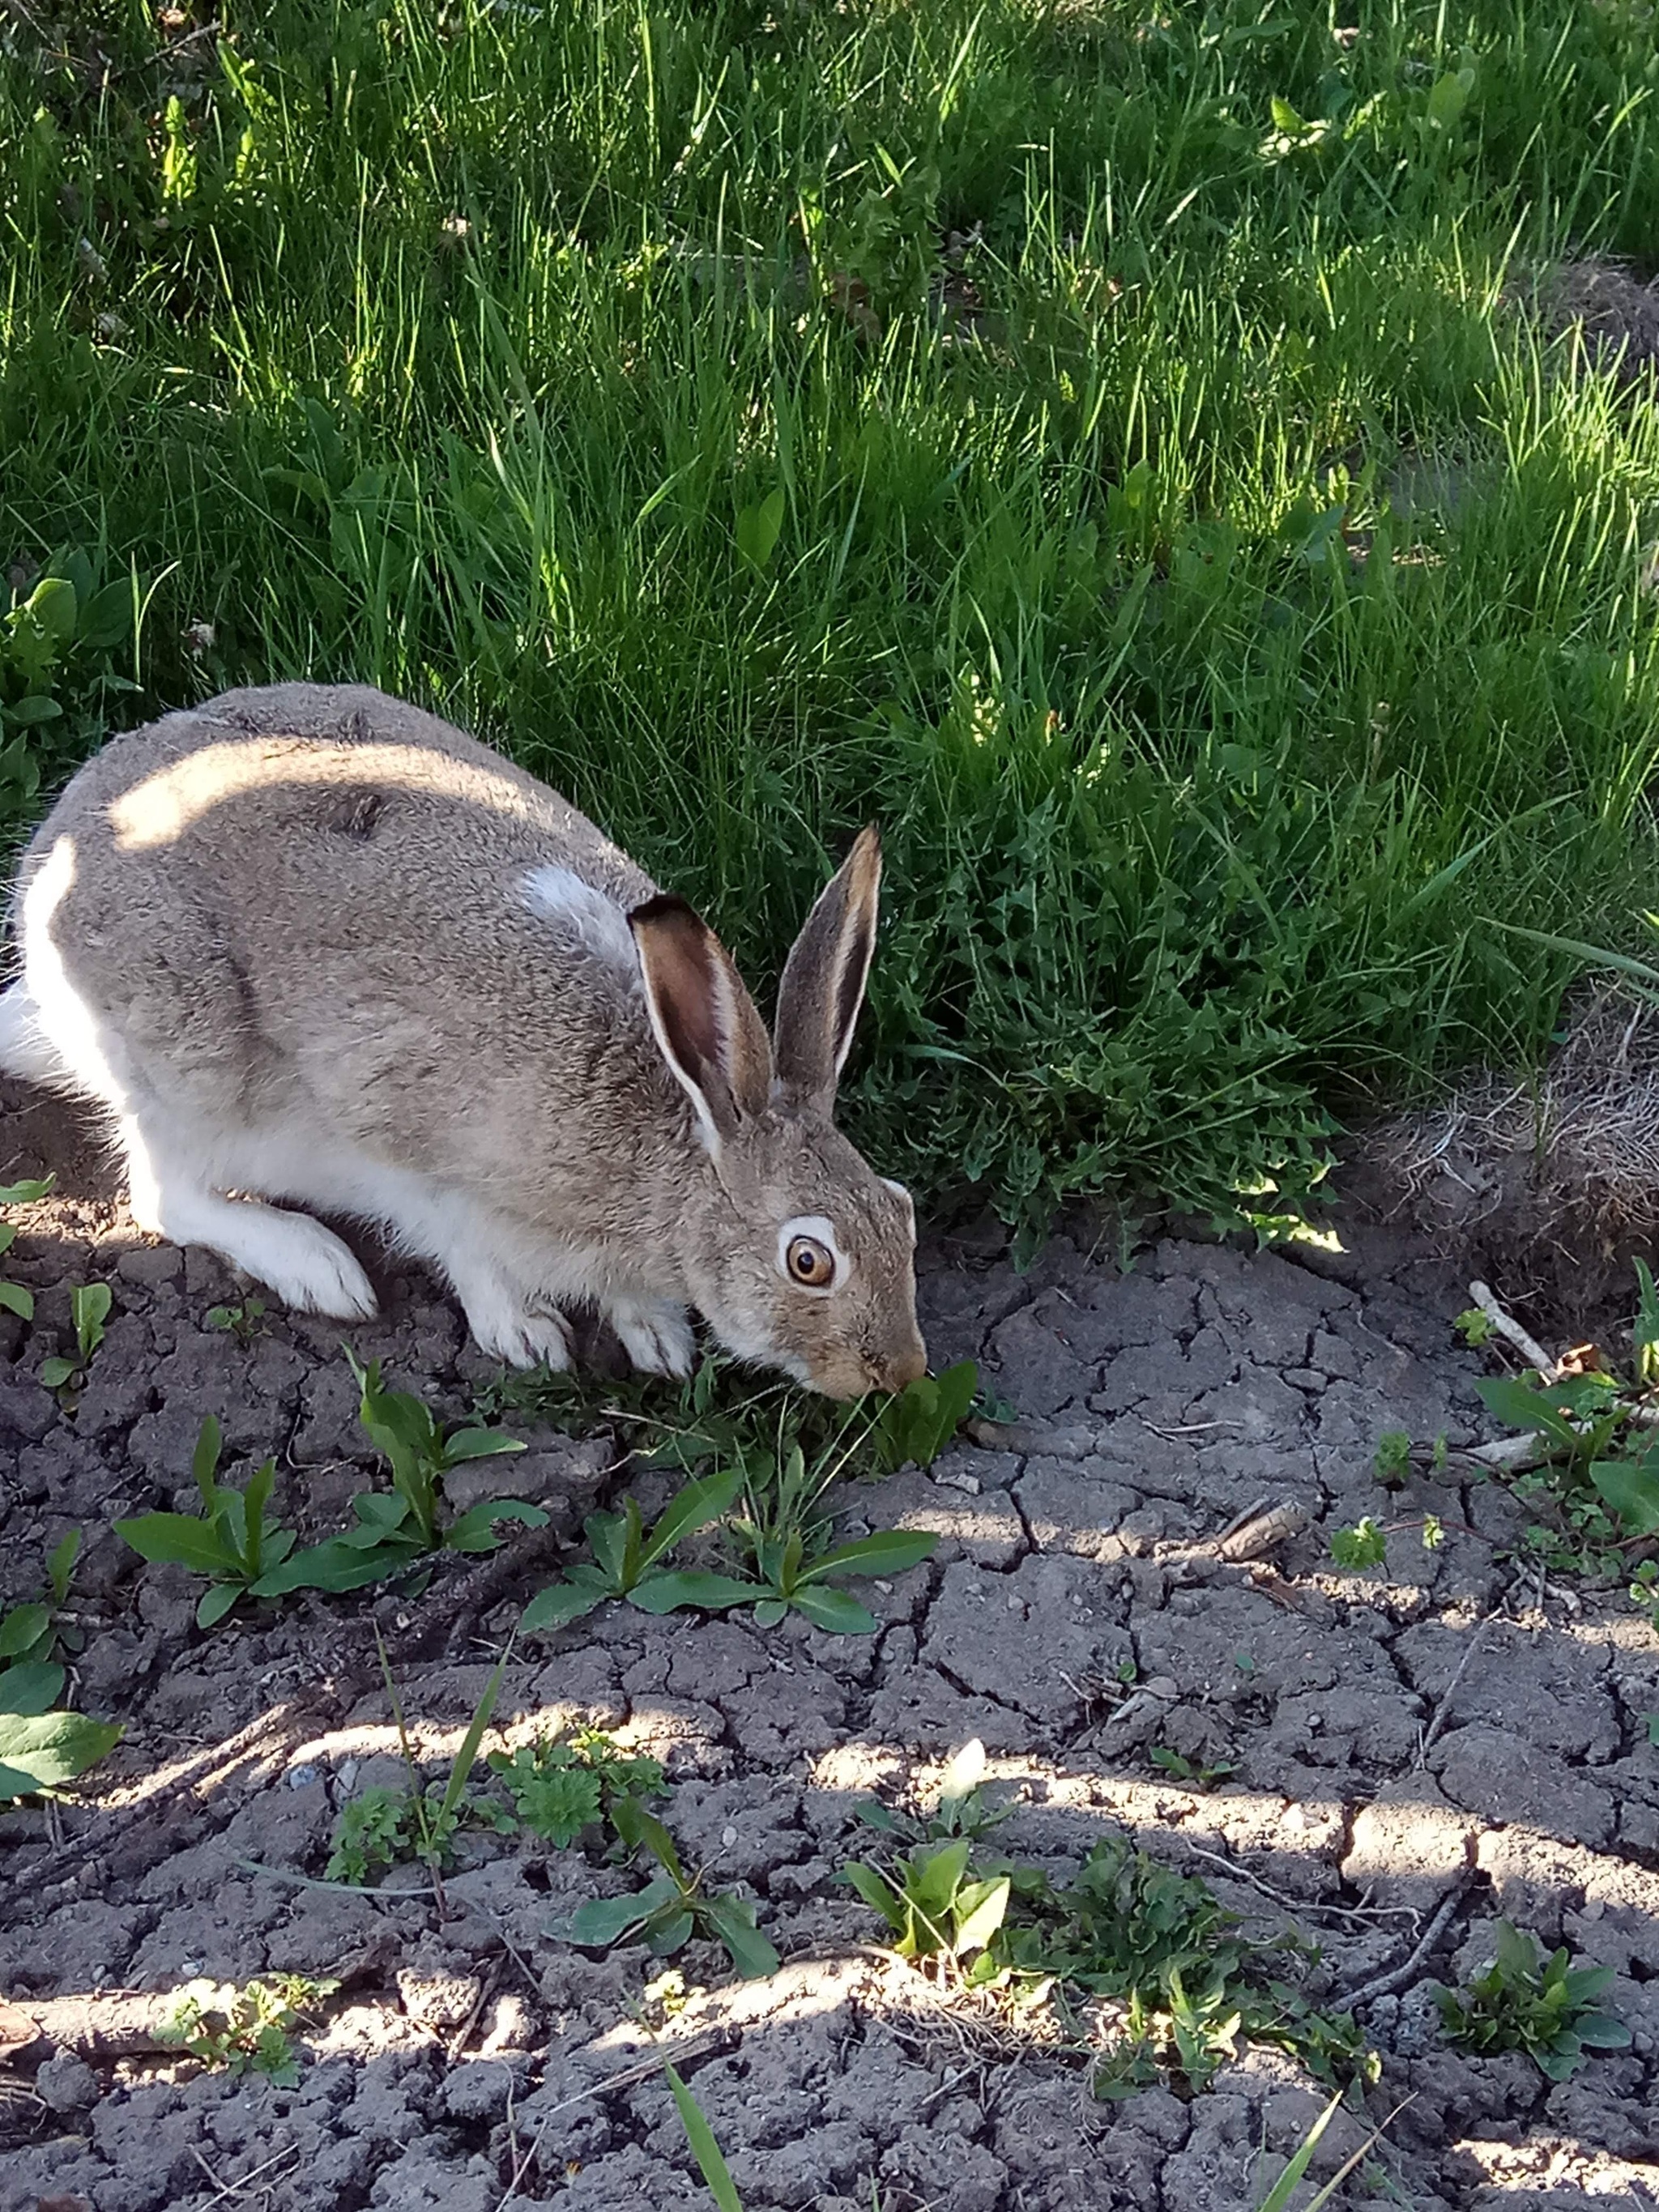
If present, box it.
[0,684,927,1397]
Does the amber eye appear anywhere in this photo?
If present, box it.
[786,1235,836,1289]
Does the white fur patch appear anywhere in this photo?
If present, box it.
[522,865,638,970]
[777,1213,845,1294]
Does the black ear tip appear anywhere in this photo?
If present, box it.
[628,892,702,931]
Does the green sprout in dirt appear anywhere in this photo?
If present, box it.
[851,1739,1014,1848]
[564,1797,779,1982]
[116,1416,298,1627]
[847,1808,1372,2097]
[0,1173,53,1319]
[1454,1307,1495,1349]
[843,1835,1013,1982]
[326,1640,510,1887]
[487,1728,665,1846]
[206,1295,268,1345]
[522,1366,958,1636]
[157,1972,339,2088]
[1431,1920,1630,2082]
[258,1349,540,1596]
[1328,1514,1444,1573]
[522,1468,748,1631]
[0,1530,121,1805]
[872,1359,979,1472]
[41,1280,112,1393]
[1371,1430,1413,1486]
[1148,1745,1239,1792]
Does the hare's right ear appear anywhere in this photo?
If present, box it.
[629,895,772,1153]
[772,825,881,1115]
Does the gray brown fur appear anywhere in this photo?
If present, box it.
[0,683,927,1396]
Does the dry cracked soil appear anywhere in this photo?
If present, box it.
[2,1085,1657,2212]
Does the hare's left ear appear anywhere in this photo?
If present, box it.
[771,826,881,1115]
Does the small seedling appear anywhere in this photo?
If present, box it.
[157,1972,338,2086]
[1644,1712,1659,1746]
[258,1351,541,1595]
[1372,1430,1413,1485]
[564,1798,779,1980]
[1149,1745,1239,1791]
[1431,1920,1631,2081]
[1454,1307,1495,1348]
[0,1530,120,1805]
[1329,1517,1388,1569]
[0,1173,53,1319]
[41,1280,112,1390]
[873,1359,979,1471]
[326,1637,510,1886]
[853,1738,1013,1845]
[522,1468,748,1630]
[206,1296,268,1345]
[842,1835,1011,1981]
[488,1728,664,1844]
[116,1416,298,1626]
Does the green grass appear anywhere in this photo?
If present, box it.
[6,0,1659,1236]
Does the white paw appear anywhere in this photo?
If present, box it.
[610,1298,696,1380]
[237,1211,380,1321]
[464,1294,575,1372]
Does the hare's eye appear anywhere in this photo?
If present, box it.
[785,1235,836,1289]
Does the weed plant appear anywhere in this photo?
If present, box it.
[6,3,1659,1233]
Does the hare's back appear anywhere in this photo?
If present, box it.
[25,684,662,1127]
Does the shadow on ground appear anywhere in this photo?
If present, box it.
[2,1089,1657,2211]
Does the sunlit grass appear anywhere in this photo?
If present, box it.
[4,0,1659,1235]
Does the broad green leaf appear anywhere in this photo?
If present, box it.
[521,1578,607,1632]
[24,574,77,641]
[0,1175,53,1204]
[953,1874,1010,1954]
[445,1498,548,1553]
[1269,95,1307,134]
[702,1894,780,1980]
[734,484,786,572]
[1573,2012,1632,2049]
[0,1281,32,1319]
[752,1599,787,1629]
[789,1585,877,1635]
[197,1582,243,1629]
[0,1660,64,1715]
[565,1874,681,1949]
[1474,1376,1579,1447]
[253,1532,421,1595]
[804,1531,939,1582]
[442,1427,527,1464]
[842,1861,907,1929]
[1589,1458,1659,1536]
[610,1796,684,1877]
[0,1604,50,1660]
[640,1467,746,1569]
[40,1357,78,1389]
[0,1707,122,1799]
[585,1507,629,1584]
[645,1910,696,1956]
[1426,66,1471,129]
[79,575,134,651]
[666,2065,744,2212]
[114,1514,235,1575]
[627,1571,761,1615]
[912,1837,972,1916]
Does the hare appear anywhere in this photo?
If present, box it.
[0,684,928,1398]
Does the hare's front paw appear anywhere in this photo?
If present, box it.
[608,1297,695,1380]
[460,1289,575,1372]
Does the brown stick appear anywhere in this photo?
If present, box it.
[0,1988,204,2061]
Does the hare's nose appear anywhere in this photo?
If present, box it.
[876,1342,928,1393]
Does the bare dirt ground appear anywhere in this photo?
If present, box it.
[2,1085,1657,2212]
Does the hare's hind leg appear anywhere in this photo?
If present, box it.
[120,1111,378,1321]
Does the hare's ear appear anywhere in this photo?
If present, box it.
[772,825,881,1115]
[629,894,772,1151]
